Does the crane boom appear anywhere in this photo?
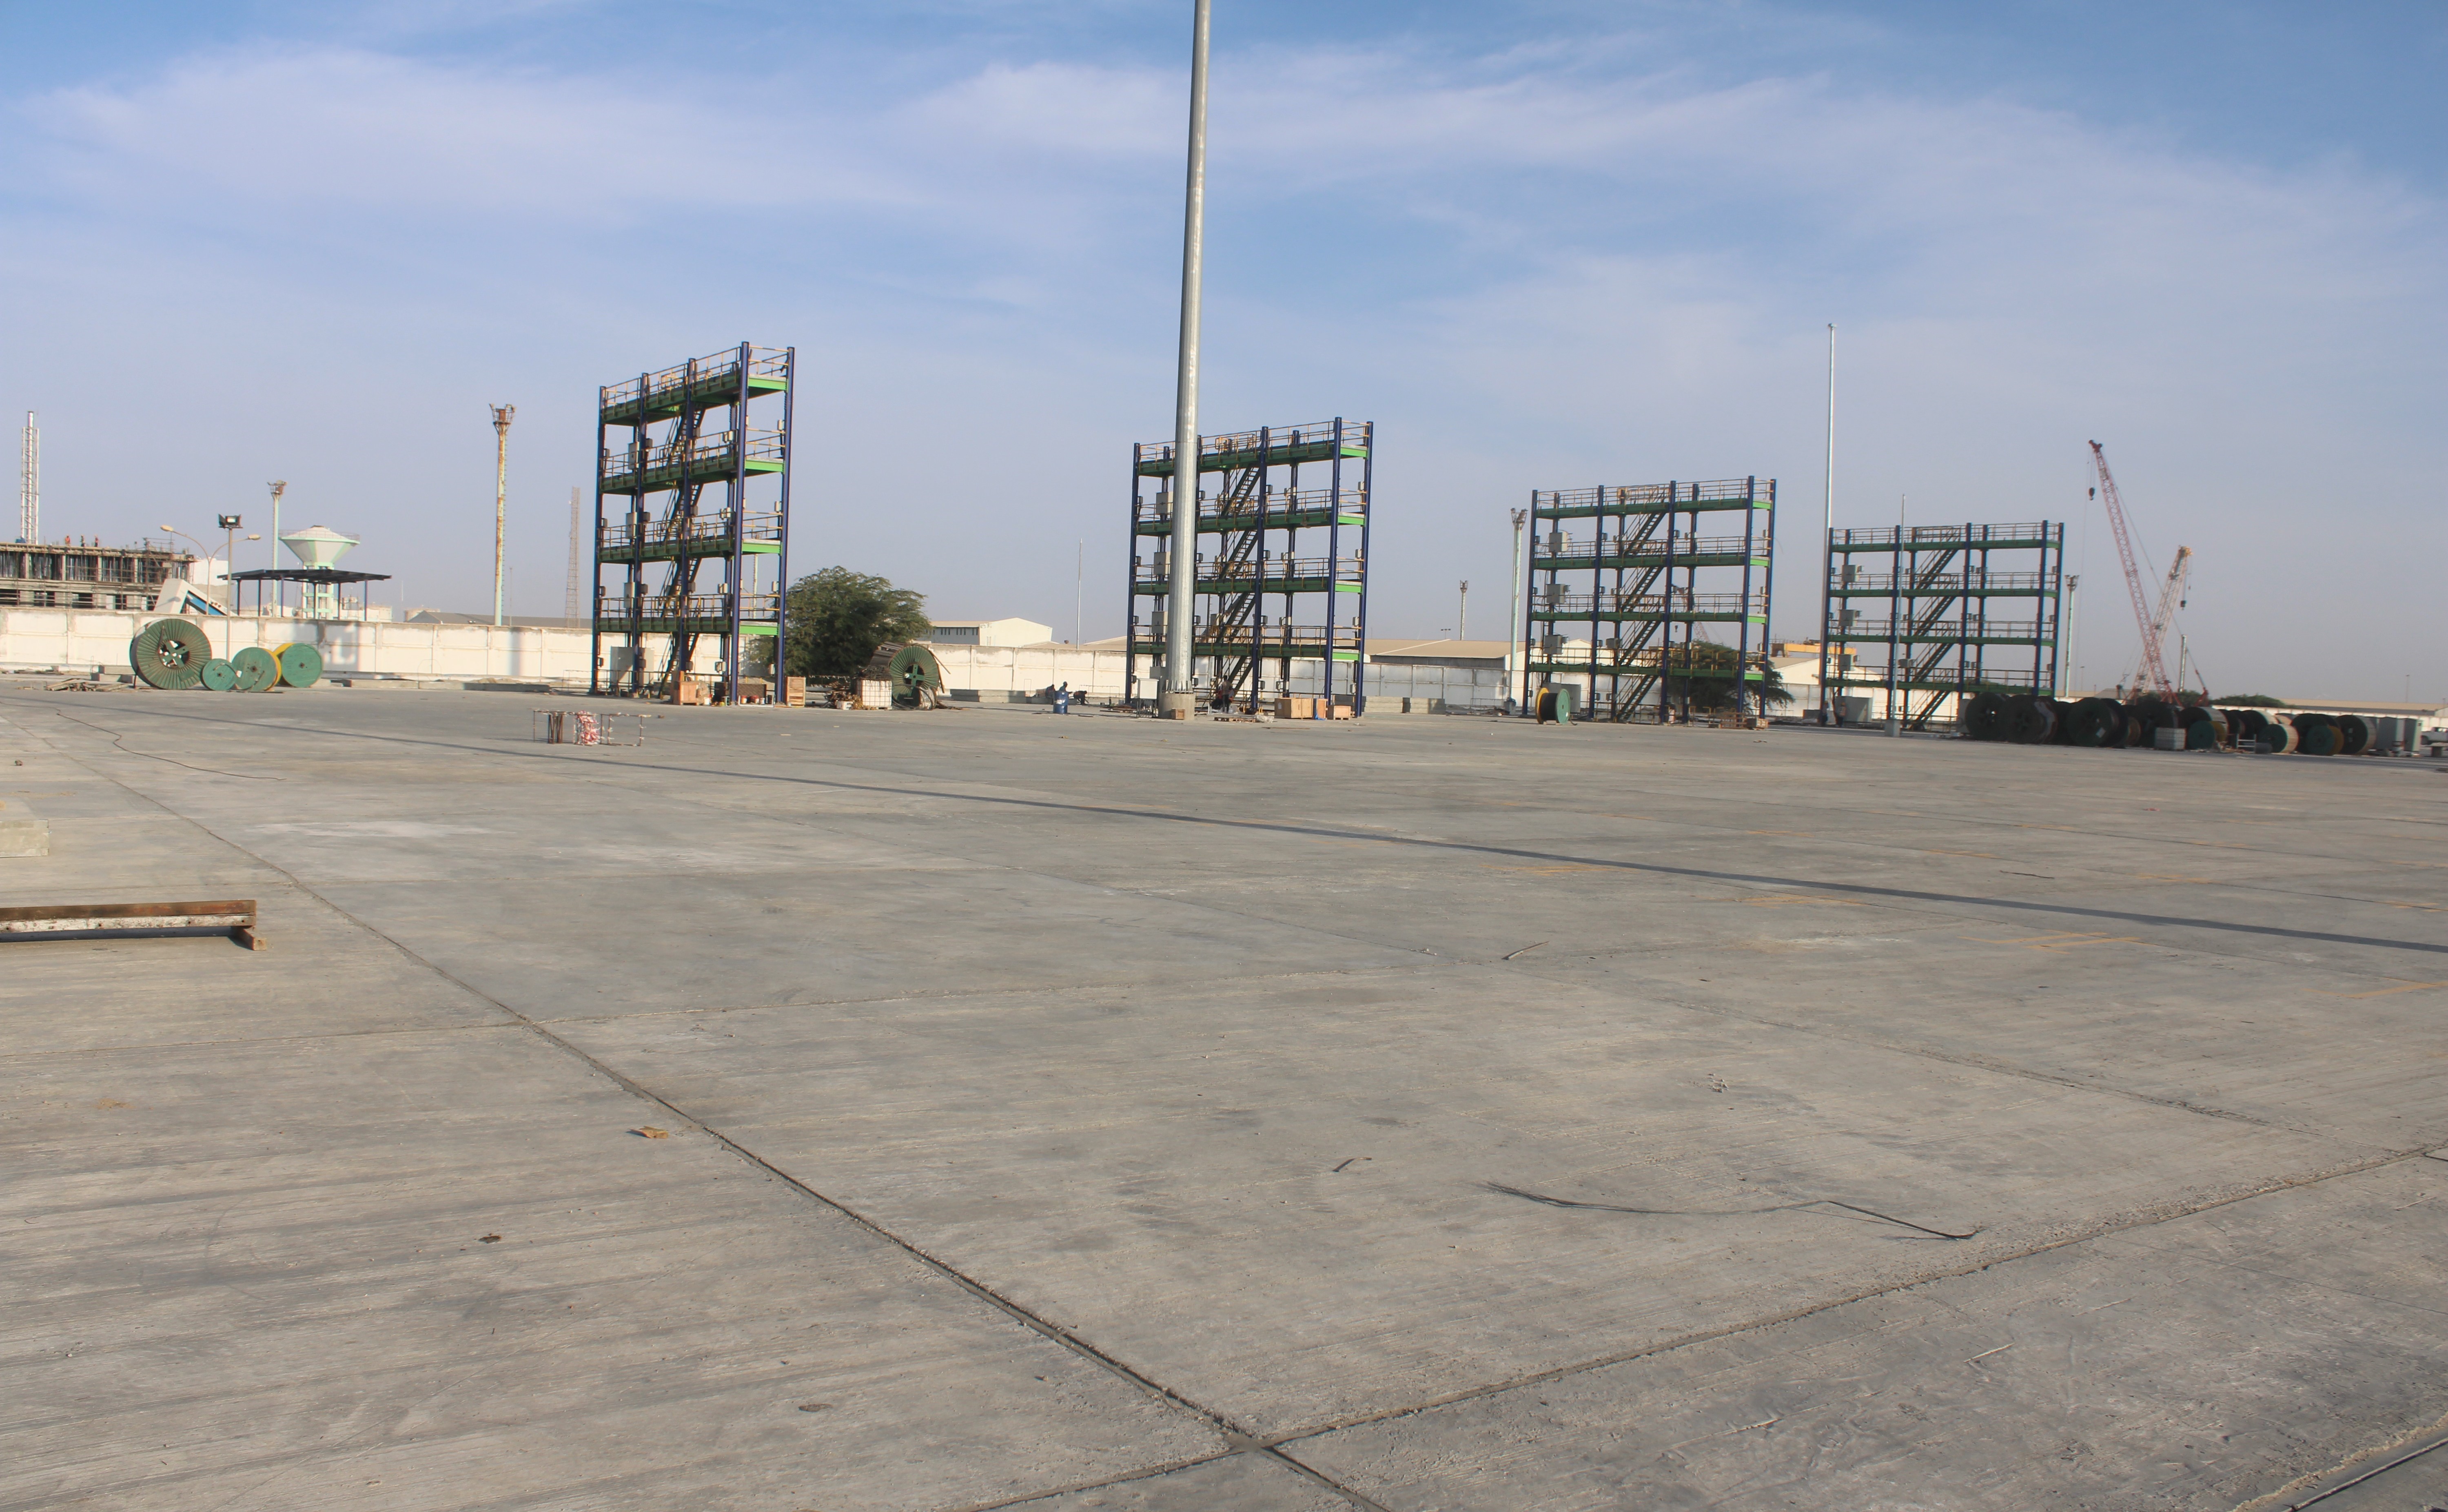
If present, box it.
[2147,545,2191,684]
[2088,441,2174,700]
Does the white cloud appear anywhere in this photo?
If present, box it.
[23,46,909,219]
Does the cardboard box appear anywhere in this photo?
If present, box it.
[1275,696,1317,720]
[674,678,710,705]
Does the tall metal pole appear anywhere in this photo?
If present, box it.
[266,480,286,615]
[1887,491,1903,735]
[1457,580,1468,642]
[1162,0,1211,712]
[1818,323,1834,722]
[1507,507,1526,711]
[18,413,35,544]
[490,404,516,627]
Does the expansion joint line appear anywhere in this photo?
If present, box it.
[1247,1140,2436,1454]
[27,714,1392,1512]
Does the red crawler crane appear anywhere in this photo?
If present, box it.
[2087,441,2175,701]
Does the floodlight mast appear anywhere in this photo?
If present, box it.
[18,412,35,544]
[1817,324,1834,722]
[491,405,516,628]
[267,480,287,615]
[1162,0,1211,712]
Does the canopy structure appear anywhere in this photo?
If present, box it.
[227,568,392,585]
[225,566,392,618]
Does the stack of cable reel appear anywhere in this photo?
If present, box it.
[1962,692,2382,756]
[127,620,323,691]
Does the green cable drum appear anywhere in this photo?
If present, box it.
[886,642,942,695]
[198,658,239,692]
[273,642,324,688]
[129,618,211,689]
[228,645,280,693]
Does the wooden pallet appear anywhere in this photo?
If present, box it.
[0,899,262,950]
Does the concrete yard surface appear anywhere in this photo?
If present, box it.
[2,684,2445,1511]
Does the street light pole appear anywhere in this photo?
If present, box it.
[217,514,242,594]
[1818,322,1835,724]
[1162,0,1211,715]
[266,480,286,615]
[491,405,516,627]
[1507,507,1528,712]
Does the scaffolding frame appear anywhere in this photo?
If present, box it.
[1818,520,2064,729]
[1125,418,1372,713]
[591,343,793,704]
[1521,478,1776,722]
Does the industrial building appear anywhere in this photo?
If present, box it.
[0,539,192,611]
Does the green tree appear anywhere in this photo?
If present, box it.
[1659,640,1792,713]
[2211,693,2286,708]
[784,568,930,678]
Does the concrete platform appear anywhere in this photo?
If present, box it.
[2,688,2444,1511]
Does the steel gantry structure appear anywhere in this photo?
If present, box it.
[1520,477,1776,722]
[1818,519,2064,729]
[1126,418,1372,713]
[592,344,794,703]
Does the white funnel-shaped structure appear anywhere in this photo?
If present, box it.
[281,524,358,569]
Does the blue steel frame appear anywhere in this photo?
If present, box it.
[1123,417,1372,713]
[589,342,792,703]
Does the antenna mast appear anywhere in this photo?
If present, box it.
[18,413,35,542]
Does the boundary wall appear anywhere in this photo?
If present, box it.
[0,607,675,684]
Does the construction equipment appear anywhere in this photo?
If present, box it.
[2086,442,2180,702]
[2146,546,2192,693]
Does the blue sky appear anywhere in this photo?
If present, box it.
[4,1,2442,697]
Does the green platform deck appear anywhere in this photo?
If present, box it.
[1135,505,1364,538]
[601,373,788,427]
[599,538,782,567]
[1134,437,1367,478]
[1541,549,1767,571]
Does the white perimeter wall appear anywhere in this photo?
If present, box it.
[0,607,683,683]
[930,643,1130,699]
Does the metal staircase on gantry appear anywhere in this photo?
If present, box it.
[1521,478,1776,723]
[1819,521,2063,729]
[592,344,794,703]
[1126,419,1372,712]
